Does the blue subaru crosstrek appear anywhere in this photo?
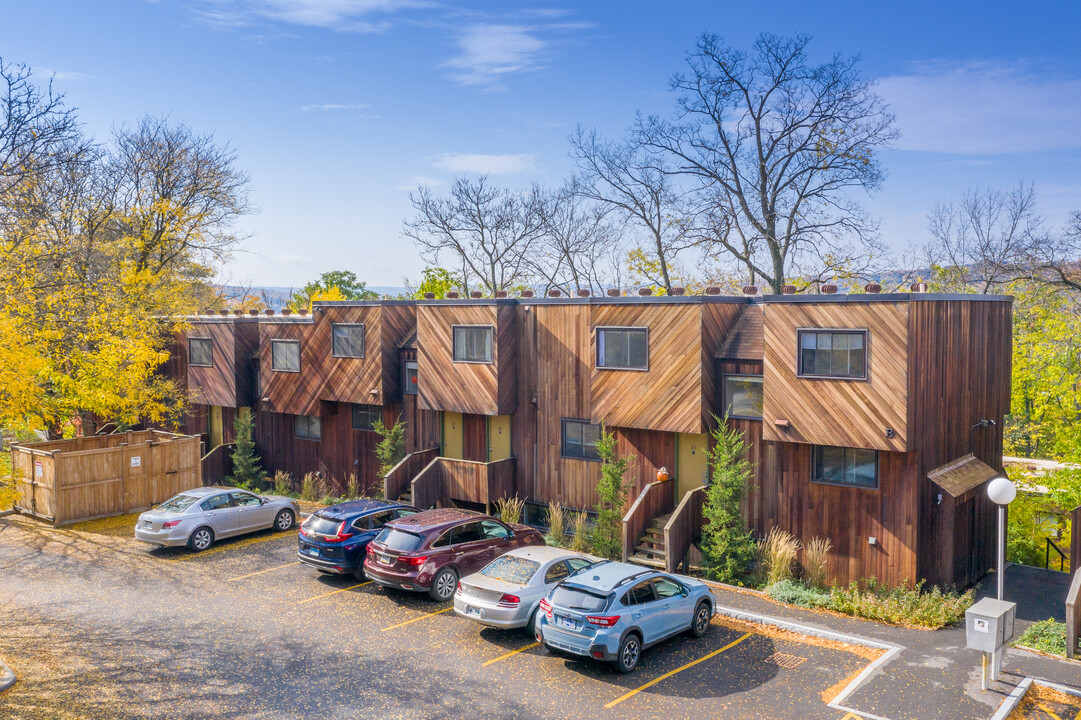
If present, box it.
[298,500,417,579]
[536,561,715,673]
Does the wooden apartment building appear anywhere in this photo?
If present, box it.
[167,288,1012,589]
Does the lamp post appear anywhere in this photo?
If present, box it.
[987,476,1017,601]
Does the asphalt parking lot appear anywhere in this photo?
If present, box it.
[0,513,882,720]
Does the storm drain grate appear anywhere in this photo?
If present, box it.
[765,652,806,669]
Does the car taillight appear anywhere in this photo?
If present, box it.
[406,555,428,566]
[162,520,181,529]
[299,527,308,536]
[366,545,376,555]
[455,582,463,596]
[586,615,620,627]
[497,594,520,607]
[540,598,552,619]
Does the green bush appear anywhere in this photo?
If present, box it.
[1014,618,1069,656]
[765,578,974,629]
[766,579,829,607]
[589,428,632,560]
[700,415,758,585]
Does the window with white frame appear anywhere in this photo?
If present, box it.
[189,338,213,367]
[332,323,365,358]
[723,375,763,419]
[798,329,867,379]
[562,419,602,461]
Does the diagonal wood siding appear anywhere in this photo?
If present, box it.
[590,303,706,434]
[185,320,240,408]
[417,303,516,415]
[259,320,319,416]
[762,301,909,452]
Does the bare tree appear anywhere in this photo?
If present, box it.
[531,188,620,295]
[403,176,545,294]
[569,127,692,295]
[637,33,898,293]
[108,115,251,276]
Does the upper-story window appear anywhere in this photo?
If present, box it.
[798,329,867,379]
[189,337,213,368]
[453,325,493,363]
[271,339,301,372]
[811,445,878,489]
[723,375,763,420]
[332,323,365,358]
[403,361,418,395]
[562,419,602,461]
[596,327,648,370]
[352,404,381,431]
[294,414,321,441]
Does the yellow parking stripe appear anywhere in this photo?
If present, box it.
[483,642,540,666]
[297,581,371,604]
[604,631,753,709]
[227,561,300,582]
[381,606,453,632]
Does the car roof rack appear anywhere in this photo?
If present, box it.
[613,569,654,589]
[568,558,609,578]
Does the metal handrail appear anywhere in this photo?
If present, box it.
[1046,537,1067,572]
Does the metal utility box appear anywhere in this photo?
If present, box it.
[965,598,1017,653]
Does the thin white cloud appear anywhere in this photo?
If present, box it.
[432,153,536,175]
[32,66,94,82]
[299,103,369,112]
[443,24,548,87]
[878,60,1081,155]
[193,0,425,31]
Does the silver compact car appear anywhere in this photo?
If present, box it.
[454,546,596,634]
[135,487,299,552]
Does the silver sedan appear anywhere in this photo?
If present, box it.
[135,487,299,552]
[454,545,596,634]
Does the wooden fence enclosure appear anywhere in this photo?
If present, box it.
[12,430,202,526]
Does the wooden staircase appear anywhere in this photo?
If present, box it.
[399,488,413,506]
[629,513,670,569]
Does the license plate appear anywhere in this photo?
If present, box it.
[466,606,480,617]
[378,554,393,565]
[559,616,577,630]
[306,548,320,556]
[142,521,152,528]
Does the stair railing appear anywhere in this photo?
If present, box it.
[664,486,708,573]
[621,481,670,563]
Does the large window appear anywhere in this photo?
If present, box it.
[271,339,301,372]
[811,446,878,489]
[798,330,867,379]
[403,361,418,395]
[294,414,321,441]
[332,323,365,358]
[352,404,380,431]
[189,337,213,367]
[452,325,493,363]
[562,419,601,461]
[724,375,763,420]
[596,327,648,370]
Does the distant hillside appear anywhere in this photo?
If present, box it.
[220,285,410,309]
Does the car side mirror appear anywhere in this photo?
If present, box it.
[681,587,689,598]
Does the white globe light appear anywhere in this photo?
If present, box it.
[987,476,1016,505]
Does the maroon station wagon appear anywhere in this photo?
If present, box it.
[364,508,546,601]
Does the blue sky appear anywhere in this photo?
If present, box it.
[2,0,1080,288]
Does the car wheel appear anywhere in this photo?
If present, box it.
[428,567,458,601]
[691,602,711,638]
[274,509,295,531]
[354,565,367,581]
[614,633,641,674]
[187,526,214,552]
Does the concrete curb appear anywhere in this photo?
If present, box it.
[989,678,1081,720]
[0,658,15,693]
[0,509,16,518]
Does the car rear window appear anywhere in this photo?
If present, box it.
[304,515,343,536]
[157,494,199,513]
[480,556,540,585]
[550,586,609,612]
[375,527,424,552]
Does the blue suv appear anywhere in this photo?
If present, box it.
[298,500,416,579]
[536,561,715,673]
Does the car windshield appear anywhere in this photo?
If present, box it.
[156,494,199,513]
[480,556,540,585]
[375,527,424,552]
[550,586,609,612]
[303,515,343,536]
